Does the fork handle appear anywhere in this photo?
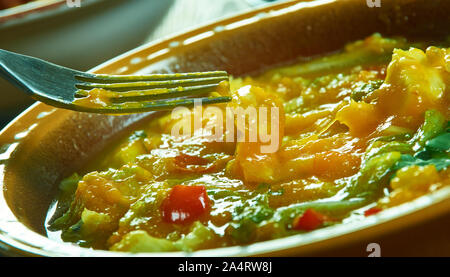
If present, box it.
[0,49,30,94]
[0,49,19,88]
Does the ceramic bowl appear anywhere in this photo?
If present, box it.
[1,0,450,257]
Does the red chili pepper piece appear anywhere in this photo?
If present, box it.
[161,185,210,224]
[293,208,328,231]
[364,207,382,217]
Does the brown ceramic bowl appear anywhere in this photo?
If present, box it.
[1,0,450,257]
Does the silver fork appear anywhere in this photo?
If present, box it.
[0,49,231,114]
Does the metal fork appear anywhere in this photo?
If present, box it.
[0,49,231,114]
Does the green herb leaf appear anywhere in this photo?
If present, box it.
[413,110,446,147]
[426,133,450,152]
[351,80,383,102]
[395,154,450,171]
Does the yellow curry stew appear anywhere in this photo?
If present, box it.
[48,34,450,252]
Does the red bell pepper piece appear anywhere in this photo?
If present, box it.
[293,208,329,231]
[364,207,382,217]
[161,185,210,224]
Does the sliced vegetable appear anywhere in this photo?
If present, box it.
[364,141,413,161]
[59,173,81,194]
[292,209,329,231]
[47,173,81,229]
[161,185,210,224]
[271,34,411,78]
[174,221,217,251]
[48,196,84,231]
[345,151,402,199]
[114,131,149,165]
[273,198,367,228]
[110,221,216,252]
[110,230,177,252]
[413,110,446,147]
[229,193,274,243]
[364,207,382,216]
[59,208,114,248]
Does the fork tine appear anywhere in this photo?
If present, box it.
[72,96,232,114]
[76,83,223,103]
[76,76,228,92]
[77,71,228,83]
[0,49,232,114]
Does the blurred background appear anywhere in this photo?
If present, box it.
[0,0,281,128]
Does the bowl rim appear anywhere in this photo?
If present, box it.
[1,0,450,257]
